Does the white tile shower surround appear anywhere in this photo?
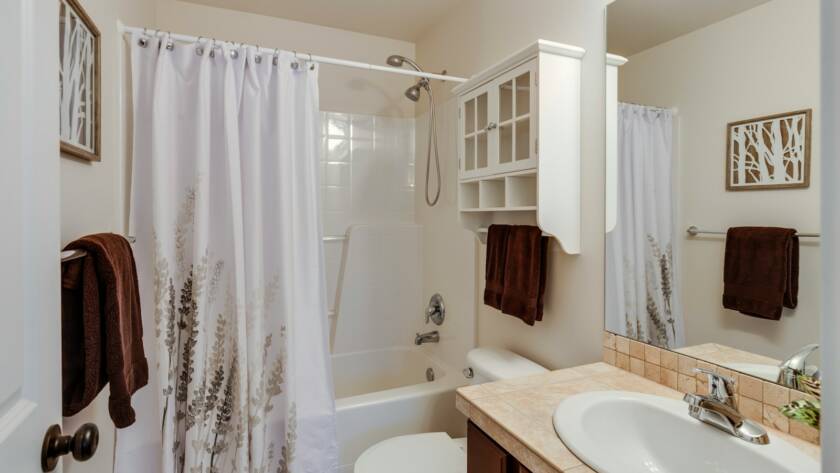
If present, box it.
[320,111,416,235]
[320,111,416,314]
[331,223,424,354]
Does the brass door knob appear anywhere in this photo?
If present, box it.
[41,423,99,472]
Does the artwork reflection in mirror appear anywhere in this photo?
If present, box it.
[605,0,820,394]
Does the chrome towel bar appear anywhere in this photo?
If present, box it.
[686,226,819,238]
[61,236,137,263]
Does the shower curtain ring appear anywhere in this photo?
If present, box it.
[291,50,300,70]
[138,28,149,48]
[210,38,217,58]
[165,31,174,51]
[273,48,280,66]
[308,53,315,70]
[196,36,204,56]
[255,45,262,64]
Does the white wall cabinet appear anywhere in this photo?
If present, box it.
[460,60,537,179]
[453,40,585,254]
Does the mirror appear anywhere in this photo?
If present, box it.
[605,0,820,393]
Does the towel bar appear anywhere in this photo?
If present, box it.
[61,236,137,263]
[686,226,819,238]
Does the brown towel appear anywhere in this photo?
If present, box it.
[499,226,549,326]
[722,227,799,320]
[62,233,148,428]
[483,225,511,310]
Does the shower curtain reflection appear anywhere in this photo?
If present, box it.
[606,103,685,349]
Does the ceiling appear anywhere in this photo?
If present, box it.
[608,0,772,57]
[181,0,465,42]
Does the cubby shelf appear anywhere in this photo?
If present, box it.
[454,40,585,254]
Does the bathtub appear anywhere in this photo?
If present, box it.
[333,347,468,473]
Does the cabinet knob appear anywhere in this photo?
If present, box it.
[41,423,99,472]
[486,122,498,131]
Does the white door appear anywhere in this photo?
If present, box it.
[0,0,64,471]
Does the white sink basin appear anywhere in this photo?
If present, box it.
[553,391,819,473]
[723,363,781,382]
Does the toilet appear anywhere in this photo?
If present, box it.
[354,347,548,473]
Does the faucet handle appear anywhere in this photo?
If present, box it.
[694,368,736,404]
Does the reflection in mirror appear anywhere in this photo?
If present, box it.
[605,0,820,394]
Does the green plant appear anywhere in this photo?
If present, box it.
[779,374,821,429]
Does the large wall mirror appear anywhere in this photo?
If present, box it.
[605,0,820,393]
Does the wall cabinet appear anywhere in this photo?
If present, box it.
[460,61,537,179]
[467,421,532,473]
[453,40,585,254]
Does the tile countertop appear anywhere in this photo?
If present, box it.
[455,362,820,473]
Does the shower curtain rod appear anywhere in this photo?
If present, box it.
[118,23,469,84]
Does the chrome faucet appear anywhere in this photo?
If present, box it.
[684,368,770,445]
[415,330,440,345]
[778,343,820,389]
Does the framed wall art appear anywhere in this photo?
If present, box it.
[726,109,812,190]
[59,0,101,162]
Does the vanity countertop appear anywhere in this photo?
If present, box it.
[455,362,820,473]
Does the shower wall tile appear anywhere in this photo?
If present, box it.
[319,111,416,311]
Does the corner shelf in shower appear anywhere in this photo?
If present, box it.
[453,40,585,254]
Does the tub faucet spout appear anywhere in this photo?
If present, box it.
[415,331,440,345]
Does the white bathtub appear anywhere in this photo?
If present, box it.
[333,347,468,473]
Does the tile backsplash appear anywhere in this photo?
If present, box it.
[602,331,820,445]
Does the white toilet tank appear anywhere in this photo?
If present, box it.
[466,347,548,384]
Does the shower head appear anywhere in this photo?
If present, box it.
[386,54,424,72]
[405,83,423,102]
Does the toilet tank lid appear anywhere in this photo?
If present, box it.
[467,348,548,381]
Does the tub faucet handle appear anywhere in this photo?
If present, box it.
[425,293,445,326]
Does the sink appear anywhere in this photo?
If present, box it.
[552,391,819,473]
[723,363,780,382]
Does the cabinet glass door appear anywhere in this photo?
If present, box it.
[461,89,492,177]
[495,61,536,173]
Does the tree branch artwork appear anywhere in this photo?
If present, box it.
[726,110,811,190]
[59,0,100,162]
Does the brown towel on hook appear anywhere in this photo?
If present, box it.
[483,225,511,310]
[62,233,148,428]
[499,226,549,326]
[722,227,799,321]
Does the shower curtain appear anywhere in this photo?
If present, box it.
[117,33,338,473]
[606,103,685,349]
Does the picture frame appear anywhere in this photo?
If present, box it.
[59,0,101,162]
[726,109,812,191]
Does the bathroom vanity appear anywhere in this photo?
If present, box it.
[458,363,819,473]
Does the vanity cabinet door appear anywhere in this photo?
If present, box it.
[467,421,511,473]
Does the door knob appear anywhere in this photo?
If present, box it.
[41,423,99,472]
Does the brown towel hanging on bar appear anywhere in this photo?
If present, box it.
[722,227,799,321]
[483,225,549,325]
[483,225,511,310]
[62,233,148,428]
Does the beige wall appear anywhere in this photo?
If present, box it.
[617,0,821,360]
[414,0,610,370]
[154,0,416,118]
[60,1,155,472]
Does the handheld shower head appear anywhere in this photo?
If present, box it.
[386,53,442,207]
[385,54,424,72]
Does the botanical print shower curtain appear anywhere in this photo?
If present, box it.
[118,33,338,473]
[606,103,685,349]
